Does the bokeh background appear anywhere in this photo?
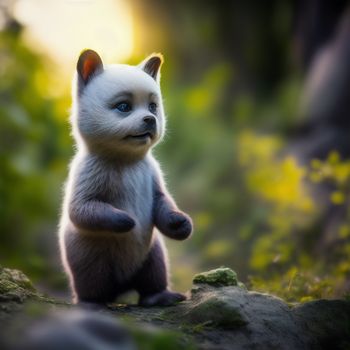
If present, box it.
[1,0,350,302]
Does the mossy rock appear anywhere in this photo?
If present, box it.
[0,266,38,302]
[193,267,238,287]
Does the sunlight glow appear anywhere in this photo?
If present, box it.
[14,0,134,72]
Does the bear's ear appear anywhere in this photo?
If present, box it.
[77,49,103,92]
[139,53,163,82]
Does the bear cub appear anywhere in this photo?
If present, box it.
[58,50,193,307]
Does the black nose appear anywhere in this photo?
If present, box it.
[143,116,156,126]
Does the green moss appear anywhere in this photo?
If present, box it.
[2,268,35,291]
[0,267,38,302]
[238,281,247,290]
[193,267,238,287]
[187,321,214,333]
[132,327,195,350]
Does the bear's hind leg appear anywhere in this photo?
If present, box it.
[70,262,117,306]
[133,237,186,307]
[64,235,120,306]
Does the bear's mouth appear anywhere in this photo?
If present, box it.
[126,132,153,140]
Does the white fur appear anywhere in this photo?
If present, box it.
[72,64,165,158]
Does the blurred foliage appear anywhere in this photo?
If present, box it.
[250,267,334,303]
[1,1,350,303]
[240,143,350,301]
[0,24,72,286]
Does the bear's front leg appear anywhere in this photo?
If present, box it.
[153,180,193,241]
[69,199,135,233]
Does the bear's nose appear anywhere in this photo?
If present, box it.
[143,116,156,127]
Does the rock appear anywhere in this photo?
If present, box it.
[193,267,238,287]
[0,265,37,302]
[293,299,350,349]
[16,310,136,350]
[1,266,350,350]
[163,284,308,349]
[162,269,350,349]
[176,268,248,328]
[165,285,248,329]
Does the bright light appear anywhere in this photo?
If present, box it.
[14,0,134,72]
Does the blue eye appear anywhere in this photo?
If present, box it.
[115,101,132,113]
[149,102,157,114]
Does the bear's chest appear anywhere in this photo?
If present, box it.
[106,165,153,223]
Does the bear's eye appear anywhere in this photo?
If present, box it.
[149,102,157,114]
[115,101,132,113]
